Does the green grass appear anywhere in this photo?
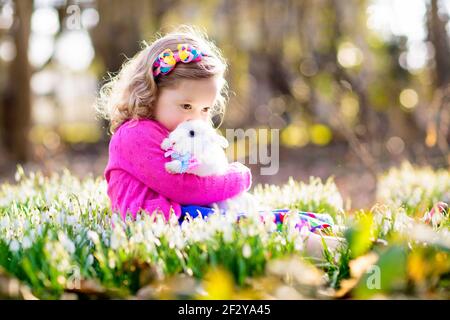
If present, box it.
[0,163,448,299]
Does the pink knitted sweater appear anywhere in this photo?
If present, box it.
[104,119,252,220]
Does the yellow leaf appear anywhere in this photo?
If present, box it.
[198,267,235,300]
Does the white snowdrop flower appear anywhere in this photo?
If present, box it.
[66,215,77,226]
[431,210,445,228]
[86,254,94,266]
[110,233,119,250]
[242,243,252,258]
[111,213,121,226]
[393,210,413,233]
[294,237,304,251]
[14,170,22,182]
[168,213,180,226]
[13,219,21,230]
[58,232,75,254]
[194,230,208,243]
[22,236,32,249]
[180,220,191,233]
[22,219,31,230]
[30,214,40,226]
[168,229,185,250]
[48,207,58,217]
[3,229,12,241]
[72,223,81,233]
[142,229,154,242]
[0,216,10,229]
[56,212,65,226]
[381,218,391,235]
[9,239,20,252]
[28,229,36,241]
[152,218,166,237]
[100,230,108,240]
[41,211,50,223]
[132,232,144,244]
[36,225,43,236]
[110,230,126,250]
[124,214,133,225]
[68,202,74,213]
[222,225,234,243]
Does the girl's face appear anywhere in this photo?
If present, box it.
[153,77,221,131]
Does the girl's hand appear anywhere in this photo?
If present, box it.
[165,160,183,174]
[227,162,252,190]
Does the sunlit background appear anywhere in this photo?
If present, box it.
[0,0,449,209]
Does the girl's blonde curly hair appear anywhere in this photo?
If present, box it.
[95,25,228,134]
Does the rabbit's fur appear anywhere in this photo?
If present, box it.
[161,120,257,212]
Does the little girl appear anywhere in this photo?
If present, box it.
[99,27,250,221]
[98,26,344,258]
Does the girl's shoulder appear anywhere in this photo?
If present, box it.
[105,118,169,177]
[112,118,169,145]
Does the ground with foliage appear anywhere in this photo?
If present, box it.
[0,162,448,300]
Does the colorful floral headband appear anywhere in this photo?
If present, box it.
[152,44,207,77]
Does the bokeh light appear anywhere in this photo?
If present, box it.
[31,7,60,36]
[386,136,405,155]
[281,124,310,148]
[337,42,364,68]
[310,124,333,146]
[54,30,95,71]
[340,93,360,124]
[0,38,15,62]
[81,8,100,29]
[399,88,419,110]
[29,34,55,68]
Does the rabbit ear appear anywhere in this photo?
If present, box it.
[161,138,173,150]
[215,135,229,148]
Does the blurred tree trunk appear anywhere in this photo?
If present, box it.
[427,0,450,88]
[90,0,179,84]
[90,0,142,75]
[328,0,426,171]
[0,0,32,163]
[247,0,295,127]
[296,0,379,175]
[425,0,450,163]
[328,1,379,141]
[89,0,144,139]
[89,0,175,138]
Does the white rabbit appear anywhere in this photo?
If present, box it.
[161,120,229,176]
[161,120,258,212]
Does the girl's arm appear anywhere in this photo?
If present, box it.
[112,121,252,205]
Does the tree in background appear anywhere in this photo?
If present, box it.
[0,0,32,162]
[426,0,450,162]
[0,0,448,174]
